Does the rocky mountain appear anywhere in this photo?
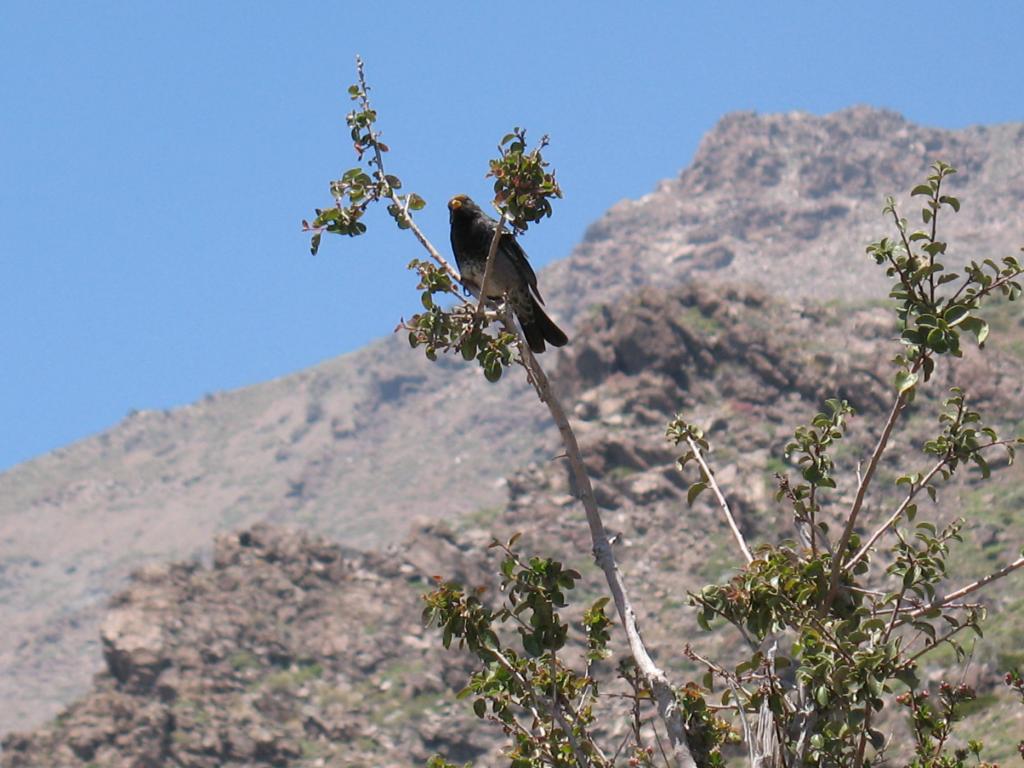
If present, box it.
[4,281,1024,766]
[2,106,1023,748]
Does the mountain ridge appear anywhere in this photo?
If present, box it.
[2,106,1023,737]
[6,279,1024,765]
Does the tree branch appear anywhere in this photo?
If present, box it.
[489,647,595,767]
[515,339,698,768]
[475,212,508,315]
[824,391,907,610]
[847,437,1019,575]
[394,200,462,283]
[845,457,948,572]
[686,436,753,564]
[353,56,463,286]
[904,555,1024,621]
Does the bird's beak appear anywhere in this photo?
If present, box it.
[448,195,464,211]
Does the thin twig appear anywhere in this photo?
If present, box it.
[853,708,873,768]
[824,390,908,611]
[905,620,974,664]
[484,712,542,753]
[488,649,548,733]
[651,720,673,768]
[489,648,593,767]
[726,677,756,768]
[684,646,756,699]
[947,262,1024,306]
[927,175,942,305]
[904,556,1024,620]
[516,338,697,767]
[611,728,633,764]
[845,458,948,572]
[555,707,593,768]
[848,409,1017,574]
[687,436,753,563]
[550,651,578,765]
[397,198,462,282]
[687,594,758,650]
[353,57,463,285]
[760,644,787,768]
[475,212,508,315]
[550,651,558,729]
[874,601,980,616]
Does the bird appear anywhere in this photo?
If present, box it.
[447,194,568,353]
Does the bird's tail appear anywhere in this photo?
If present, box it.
[521,296,568,354]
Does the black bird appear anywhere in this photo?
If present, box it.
[447,194,568,353]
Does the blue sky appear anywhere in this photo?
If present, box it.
[2,3,1022,470]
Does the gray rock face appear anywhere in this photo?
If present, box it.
[2,523,496,767]
[1,106,1023,738]
[6,280,1024,765]
[545,108,1024,330]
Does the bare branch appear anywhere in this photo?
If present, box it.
[396,202,462,282]
[905,619,976,665]
[687,436,753,564]
[726,677,757,768]
[845,458,948,572]
[824,391,908,610]
[905,555,1024,620]
[475,212,508,315]
[515,339,698,768]
[352,56,462,286]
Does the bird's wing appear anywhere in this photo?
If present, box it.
[500,233,544,303]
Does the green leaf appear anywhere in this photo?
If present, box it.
[912,621,937,641]
[408,193,426,211]
[977,321,989,345]
[687,481,708,506]
[943,305,969,327]
[926,327,948,352]
[911,184,933,197]
[816,685,829,706]
[895,370,918,394]
[973,454,991,479]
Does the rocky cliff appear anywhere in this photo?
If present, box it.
[5,280,1024,765]
[2,107,1024,753]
